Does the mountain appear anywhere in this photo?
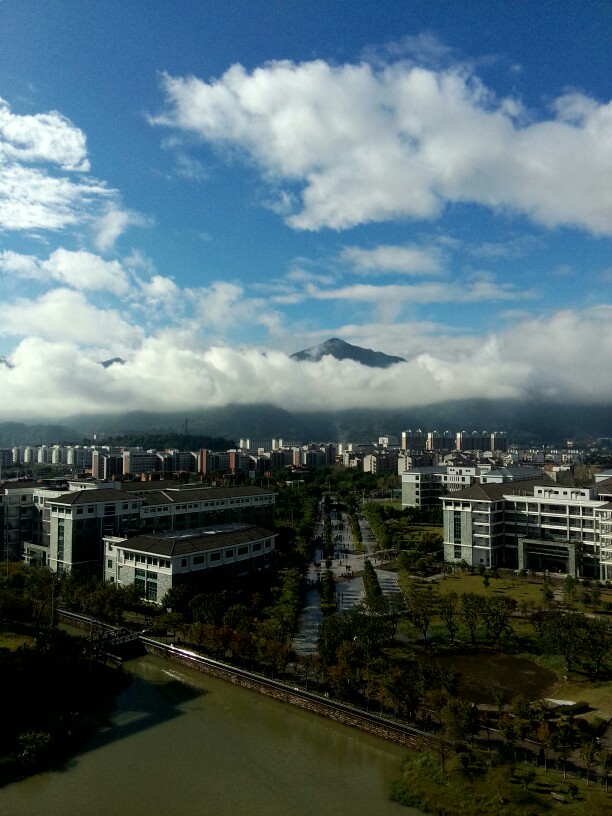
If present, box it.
[100,357,125,368]
[291,337,406,368]
[4,399,612,449]
[0,421,81,447]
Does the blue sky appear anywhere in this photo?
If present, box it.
[0,1,610,419]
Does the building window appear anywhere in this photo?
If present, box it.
[210,552,221,562]
[134,568,146,594]
[453,511,462,545]
[193,555,205,565]
[107,559,113,569]
[146,572,157,602]
[181,558,187,567]
[237,546,248,556]
[225,549,234,558]
[454,546,462,559]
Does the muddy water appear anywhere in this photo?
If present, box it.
[1,654,421,816]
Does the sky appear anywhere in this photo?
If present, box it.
[0,0,611,420]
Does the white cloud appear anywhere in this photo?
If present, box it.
[341,243,443,275]
[152,60,612,235]
[0,248,130,295]
[304,279,531,305]
[0,98,141,237]
[0,162,112,232]
[92,205,146,252]
[0,288,142,346]
[0,97,89,170]
[2,304,612,419]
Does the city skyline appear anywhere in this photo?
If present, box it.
[0,1,610,419]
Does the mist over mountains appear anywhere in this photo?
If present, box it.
[2,399,611,449]
[1,344,610,448]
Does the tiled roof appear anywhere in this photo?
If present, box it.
[50,489,129,505]
[117,524,276,557]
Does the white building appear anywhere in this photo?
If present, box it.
[442,477,612,578]
[104,523,276,603]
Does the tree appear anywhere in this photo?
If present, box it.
[157,611,185,643]
[581,616,612,679]
[535,720,554,772]
[404,582,436,641]
[439,591,459,642]
[553,718,575,779]
[423,688,450,778]
[598,748,612,791]
[482,596,516,644]
[461,592,485,644]
[580,737,598,785]
[545,612,587,673]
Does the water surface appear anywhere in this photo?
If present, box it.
[1,654,420,816]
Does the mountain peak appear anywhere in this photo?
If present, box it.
[291,338,406,368]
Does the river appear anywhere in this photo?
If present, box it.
[1,654,421,816]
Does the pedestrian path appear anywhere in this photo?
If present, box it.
[375,568,402,596]
[293,589,322,655]
[293,511,404,655]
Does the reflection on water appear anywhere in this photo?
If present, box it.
[1,654,421,816]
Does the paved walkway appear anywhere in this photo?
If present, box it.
[293,511,404,655]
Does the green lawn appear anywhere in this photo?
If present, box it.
[393,750,612,816]
[0,630,34,650]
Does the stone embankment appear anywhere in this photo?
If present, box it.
[144,639,437,751]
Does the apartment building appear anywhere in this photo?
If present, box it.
[442,477,612,578]
[401,464,543,508]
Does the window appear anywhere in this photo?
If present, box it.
[252,542,262,552]
[237,546,248,556]
[107,559,113,568]
[193,555,205,565]
[210,552,221,561]
[181,558,187,567]
[77,508,83,515]
[146,572,157,602]
[134,568,146,594]
[453,511,462,545]
[225,549,234,558]
[454,545,462,559]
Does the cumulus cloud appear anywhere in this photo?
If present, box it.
[0,98,136,235]
[0,163,112,231]
[0,288,142,347]
[0,97,89,170]
[0,248,130,295]
[152,60,612,234]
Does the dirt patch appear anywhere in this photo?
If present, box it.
[431,653,557,704]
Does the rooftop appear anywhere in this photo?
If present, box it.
[110,523,276,557]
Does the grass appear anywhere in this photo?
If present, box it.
[435,571,551,605]
[0,630,35,650]
[392,749,612,815]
